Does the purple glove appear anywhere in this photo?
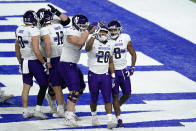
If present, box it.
[125,67,135,77]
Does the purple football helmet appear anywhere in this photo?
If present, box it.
[72,14,89,32]
[23,10,38,26]
[37,8,53,26]
[108,20,122,39]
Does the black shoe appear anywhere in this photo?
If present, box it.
[117,119,124,127]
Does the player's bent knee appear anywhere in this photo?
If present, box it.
[67,91,80,103]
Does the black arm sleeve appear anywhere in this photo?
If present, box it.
[60,17,71,26]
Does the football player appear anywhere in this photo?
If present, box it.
[108,20,136,127]
[37,4,70,115]
[58,14,94,126]
[37,8,67,117]
[85,26,117,129]
[15,10,48,119]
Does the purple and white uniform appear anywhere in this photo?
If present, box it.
[59,27,85,92]
[40,24,65,86]
[15,25,48,86]
[87,39,113,104]
[111,33,132,95]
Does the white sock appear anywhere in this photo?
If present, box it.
[91,111,97,116]
[35,105,41,112]
[51,100,56,105]
[23,107,28,113]
[57,105,64,112]
[107,114,113,121]
[117,115,122,120]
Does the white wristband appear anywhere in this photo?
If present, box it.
[47,58,51,63]
[111,73,115,78]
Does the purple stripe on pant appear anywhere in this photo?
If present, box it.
[112,68,131,95]
[88,71,112,104]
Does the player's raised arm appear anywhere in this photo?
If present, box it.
[48,4,70,26]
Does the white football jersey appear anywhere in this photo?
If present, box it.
[15,25,40,60]
[40,24,65,58]
[112,33,131,70]
[87,39,113,74]
[60,27,84,63]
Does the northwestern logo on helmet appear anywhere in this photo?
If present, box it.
[72,14,89,32]
[37,8,53,26]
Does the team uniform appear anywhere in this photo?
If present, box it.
[15,25,48,87]
[87,39,113,104]
[40,24,65,87]
[112,33,132,95]
[59,27,85,93]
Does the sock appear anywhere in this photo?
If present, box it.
[36,105,41,112]
[117,115,122,120]
[107,114,113,121]
[51,100,56,105]
[57,105,64,112]
[91,111,97,116]
[23,107,28,113]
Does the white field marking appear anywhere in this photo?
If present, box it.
[0,17,23,25]
[1,100,196,130]
[0,58,18,65]
[1,70,196,96]
[132,71,196,94]
[109,0,196,44]
[0,3,66,16]
[0,32,15,39]
[0,44,15,51]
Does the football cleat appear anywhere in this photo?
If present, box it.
[92,116,101,126]
[53,111,65,118]
[64,116,79,127]
[107,120,117,129]
[22,112,33,119]
[117,119,124,127]
[34,111,48,119]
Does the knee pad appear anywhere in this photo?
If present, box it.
[67,91,80,103]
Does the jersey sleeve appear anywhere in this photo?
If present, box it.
[124,34,131,42]
[30,27,40,37]
[40,27,50,36]
[66,28,78,36]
